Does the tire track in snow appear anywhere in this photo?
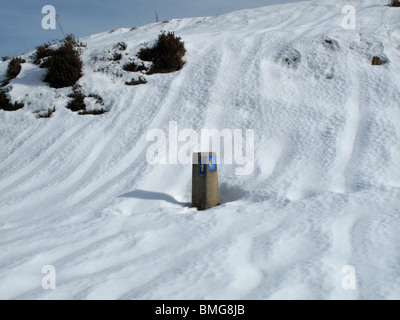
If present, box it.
[0,119,96,197]
[341,49,399,193]
[0,103,147,207]
[48,84,173,208]
[1,86,145,206]
[17,73,172,208]
[57,40,224,210]
[330,65,361,194]
[350,193,400,299]
[0,117,74,179]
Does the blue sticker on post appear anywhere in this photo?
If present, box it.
[208,156,216,171]
[199,163,206,175]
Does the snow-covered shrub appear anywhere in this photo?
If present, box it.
[78,109,106,115]
[66,90,106,115]
[32,42,54,65]
[125,76,147,86]
[389,0,400,7]
[67,90,86,112]
[112,52,122,61]
[138,31,186,74]
[114,42,127,51]
[0,90,24,111]
[37,107,56,118]
[43,35,83,88]
[122,61,148,72]
[6,57,25,81]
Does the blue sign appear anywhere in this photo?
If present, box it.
[199,163,206,175]
[208,156,216,171]
[199,156,216,174]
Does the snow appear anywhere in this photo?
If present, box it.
[1,0,400,299]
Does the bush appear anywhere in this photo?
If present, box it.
[137,31,186,74]
[37,107,56,118]
[88,93,104,105]
[114,42,127,51]
[0,90,24,111]
[389,0,400,7]
[43,34,83,88]
[6,57,25,81]
[125,76,147,86]
[112,52,122,61]
[67,90,86,112]
[2,56,10,62]
[123,61,148,72]
[78,109,106,115]
[135,64,148,72]
[67,90,106,115]
[32,42,53,65]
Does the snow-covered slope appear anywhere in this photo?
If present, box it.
[1,0,400,299]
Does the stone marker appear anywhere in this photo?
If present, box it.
[192,152,220,210]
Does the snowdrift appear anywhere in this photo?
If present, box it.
[1,0,400,299]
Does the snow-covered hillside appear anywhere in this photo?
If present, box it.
[1,0,400,299]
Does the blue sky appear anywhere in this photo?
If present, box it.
[0,0,304,58]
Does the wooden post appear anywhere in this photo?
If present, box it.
[192,152,220,210]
